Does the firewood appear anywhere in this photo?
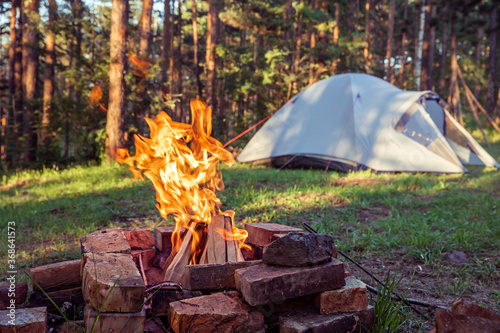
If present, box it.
[224,216,244,262]
[163,228,194,284]
[206,215,227,264]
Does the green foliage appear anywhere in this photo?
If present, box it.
[371,271,409,333]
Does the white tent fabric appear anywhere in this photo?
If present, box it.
[237,73,500,173]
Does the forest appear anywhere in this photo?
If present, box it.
[0,0,499,169]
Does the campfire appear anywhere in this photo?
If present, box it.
[115,100,248,285]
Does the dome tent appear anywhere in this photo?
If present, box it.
[237,74,499,173]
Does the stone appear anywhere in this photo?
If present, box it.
[443,251,469,265]
[168,293,265,333]
[235,259,345,306]
[435,308,500,333]
[183,260,262,290]
[30,259,81,292]
[124,228,155,250]
[150,289,203,317]
[154,226,185,252]
[80,228,131,255]
[0,282,28,310]
[84,305,145,333]
[263,232,336,266]
[131,248,156,271]
[451,298,500,323]
[245,223,303,247]
[82,252,145,313]
[315,276,368,314]
[279,306,375,333]
[0,306,47,333]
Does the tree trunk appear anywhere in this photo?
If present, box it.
[487,7,497,115]
[308,0,318,85]
[139,0,153,59]
[206,0,218,109]
[448,14,458,117]
[426,4,436,90]
[22,0,40,165]
[399,0,408,88]
[363,0,372,74]
[348,1,355,38]
[161,0,171,84]
[176,0,183,121]
[105,0,128,161]
[439,6,448,92]
[414,0,425,90]
[292,0,303,95]
[41,0,57,144]
[385,0,395,82]
[474,14,483,98]
[421,0,430,89]
[14,13,23,163]
[72,0,83,101]
[7,0,19,164]
[192,0,203,98]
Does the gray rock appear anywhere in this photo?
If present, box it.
[443,251,469,265]
[262,232,336,266]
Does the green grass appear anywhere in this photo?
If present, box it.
[1,128,499,331]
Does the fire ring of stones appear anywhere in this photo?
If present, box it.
[4,222,377,332]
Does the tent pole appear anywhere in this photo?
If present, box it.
[457,68,490,147]
[278,155,298,170]
[458,66,500,134]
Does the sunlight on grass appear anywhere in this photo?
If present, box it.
[1,153,499,316]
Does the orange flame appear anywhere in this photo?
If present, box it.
[116,100,248,262]
[129,52,150,77]
[88,85,107,112]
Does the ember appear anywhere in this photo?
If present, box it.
[115,100,248,283]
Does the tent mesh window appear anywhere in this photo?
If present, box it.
[395,104,462,167]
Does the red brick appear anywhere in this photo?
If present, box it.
[0,282,28,310]
[132,248,155,271]
[0,306,47,333]
[168,293,265,333]
[30,259,81,292]
[145,267,163,285]
[245,223,303,247]
[84,305,145,333]
[235,259,345,306]
[315,276,368,314]
[150,289,202,317]
[82,253,145,313]
[435,308,500,333]
[154,226,185,252]
[183,260,261,290]
[451,298,500,323]
[80,228,131,255]
[279,306,375,333]
[124,228,155,250]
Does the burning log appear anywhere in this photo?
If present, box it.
[162,215,245,285]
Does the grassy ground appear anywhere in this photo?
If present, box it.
[1,129,499,331]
